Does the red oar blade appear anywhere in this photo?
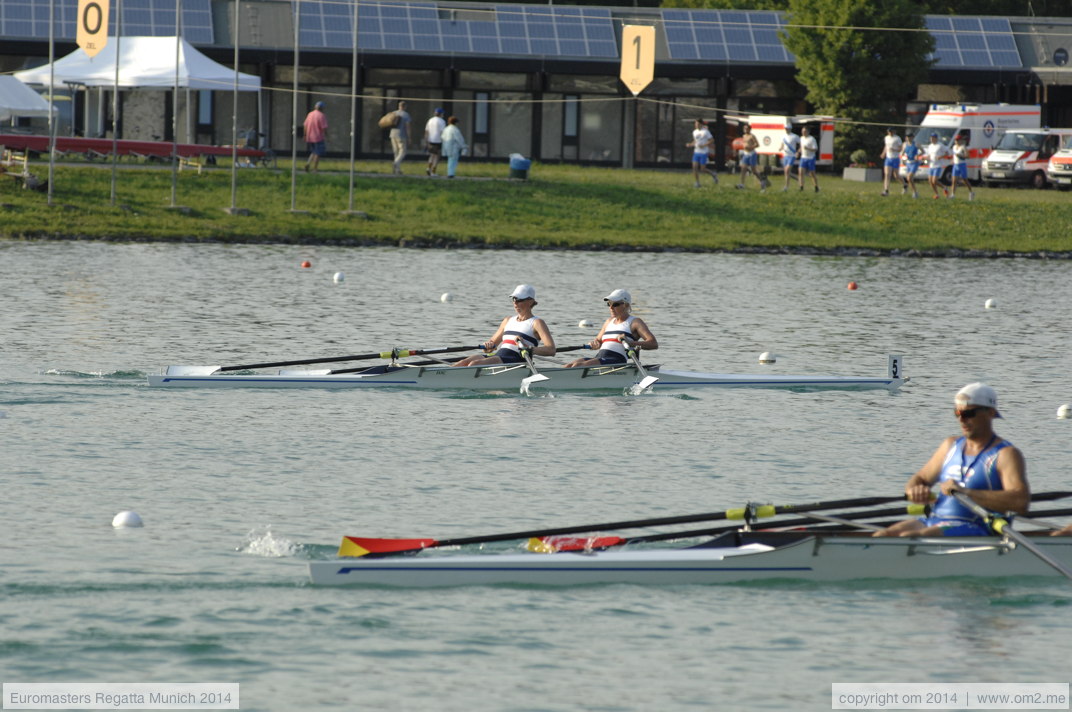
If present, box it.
[528,535,626,553]
[338,536,437,557]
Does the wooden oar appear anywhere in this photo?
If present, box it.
[338,494,919,557]
[625,342,658,390]
[519,348,550,394]
[951,491,1072,582]
[174,345,484,376]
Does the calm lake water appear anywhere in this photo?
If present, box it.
[2,241,1071,711]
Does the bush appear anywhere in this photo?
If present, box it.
[849,149,869,166]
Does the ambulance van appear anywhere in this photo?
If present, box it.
[1046,134,1072,190]
[905,103,1040,182]
[746,114,835,170]
[981,128,1072,189]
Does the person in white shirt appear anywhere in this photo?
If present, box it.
[780,124,800,191]
[924,133,950,199]
[797,126,819,192]
[686,119,718,188]
[880,127,903,196]
[424,108,447,176]
[949,134,974,201]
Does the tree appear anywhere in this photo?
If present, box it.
[781,0,934,164]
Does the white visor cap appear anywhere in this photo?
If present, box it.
[604,289,631,304]
[510,284,536,300]
[955,382,1002,418]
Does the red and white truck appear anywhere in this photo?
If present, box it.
[907,103,1041,182]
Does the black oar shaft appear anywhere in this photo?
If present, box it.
[218,345,479,372]
[425,495,910,549]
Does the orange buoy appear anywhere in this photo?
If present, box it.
[847,281,858,290]
[301,260,312,268]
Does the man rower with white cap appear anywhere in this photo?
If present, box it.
[877,383,1028,537]
[453,285,556,367]
[564,289,658,368]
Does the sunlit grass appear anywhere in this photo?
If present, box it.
[1,158,1070,253]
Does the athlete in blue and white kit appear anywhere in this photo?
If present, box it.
[564,289,658,368]
[453,284,556,367]
[899,132,920,198]
[949,134,975,201]
[880,127,903,197]
[878,383,1028,537]
[687,119,718,188]
[780,124,800,192]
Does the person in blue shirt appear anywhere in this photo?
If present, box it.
[899,132,921,198]
[877,383,1028,537]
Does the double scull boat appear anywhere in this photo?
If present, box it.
[148,354,906,392]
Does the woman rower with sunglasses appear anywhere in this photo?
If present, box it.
[453,284,556,367]
[564,289,658,368]
[875,382,1028,537]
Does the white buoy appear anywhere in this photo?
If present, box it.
[1058,404,1071,420]
[333,272,345,284]
[578,319,594,328]
[440,292,454,303]
[984,298,996,309]
[758,352,776,364]
[112,511,143,528]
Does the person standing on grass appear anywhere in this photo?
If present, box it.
[389,100,412,175]
[735,124,767,192]
[880,127,902,197]
[797,126,819,192]
[900,132,920,198]
[686,119,718,188]
[924,133,950,199]
[949,134,975,201]
[441,116,468,179]
[780,123,800,192]
[302,101,328,173]
[425,107,446,176]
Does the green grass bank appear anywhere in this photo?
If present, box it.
[2,159,1071,255]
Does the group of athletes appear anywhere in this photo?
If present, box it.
[687,119,822,194]
[686,119,976,201]
[880,127,975,201]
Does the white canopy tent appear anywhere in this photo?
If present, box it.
[14,36,261,91]
[0,76,54,122]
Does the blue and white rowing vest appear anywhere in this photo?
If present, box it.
[500,316,539,354]
[931,436,1011,524]
[600,316,636,357]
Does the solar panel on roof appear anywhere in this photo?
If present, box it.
[0,0,212,44]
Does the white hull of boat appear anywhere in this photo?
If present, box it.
[307,536,1072,587]
[148,358,905,392]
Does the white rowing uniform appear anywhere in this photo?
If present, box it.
[600,316,637,357]
[500,315,539,354]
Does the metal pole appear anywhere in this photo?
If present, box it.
[47,0,55,206]
[228,0,239,212]
[110,0,122,205]
[346,0,359,212]
[170,0,181,208]
[289,0,299,211]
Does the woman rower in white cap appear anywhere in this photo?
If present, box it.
[453,285,556,367]
[564,289,658,368]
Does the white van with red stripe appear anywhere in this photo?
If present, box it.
[982,128,1072,189]
[912,103,1040,182]
[748,114,835,167]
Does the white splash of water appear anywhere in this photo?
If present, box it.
[238,527,301,558]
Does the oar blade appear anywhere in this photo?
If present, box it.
[637,375,659,389]
[164,365,221,376]
[519,373,550,394]
[338,536,437,557]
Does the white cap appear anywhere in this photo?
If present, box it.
[955,382,1002,418]
[785,123,793,129]
[510,284,536,300]
[604,288,631,304]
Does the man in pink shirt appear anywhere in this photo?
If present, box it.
[303,101,328,173]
